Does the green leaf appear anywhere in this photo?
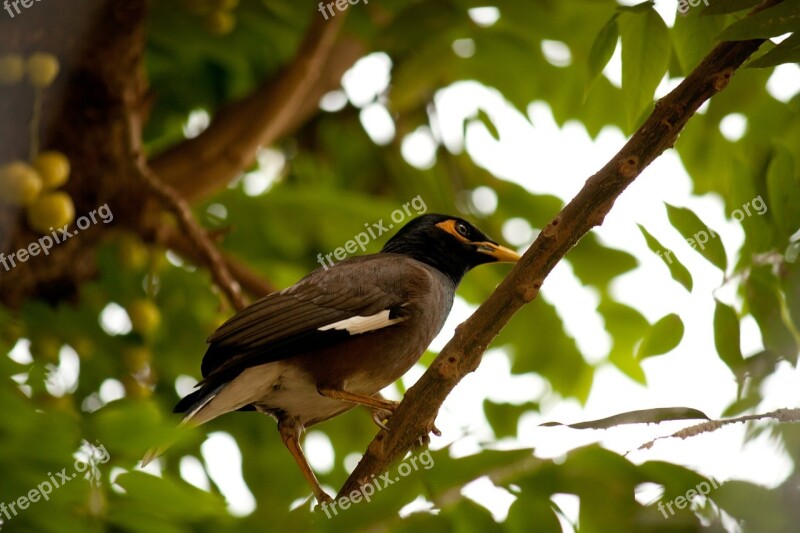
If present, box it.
[672,5,730,73]
[484,400,538,439]
[702,0,762,16]
[780,262,800,330]
[638,224,694,292]
[665,203,728,271]
[636,313,685,359]
[497,301,591,402]
[113,471,228,520]
[750,33,800,68]
[766,145,800,236]
[718,1,800,40]
[600,299,648,384]
[746,267,799,362]
[506,493,561,533]
[470,109,500,141]
[568,233,639,294]
[541,407,709,429]
[587,15,619,91]
[713,301,745,372]
[617,1,656,14]
[618,7,671,130]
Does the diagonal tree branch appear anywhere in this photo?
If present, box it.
[125,92,248,312]
[149,11,355,203]
[638,407,800,450]
[338,0,784,499]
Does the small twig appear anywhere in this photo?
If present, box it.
[638,408,800,450]
[124,92,248,311]
[29,87,43,161]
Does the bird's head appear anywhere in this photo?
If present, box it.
[381,214,521,285]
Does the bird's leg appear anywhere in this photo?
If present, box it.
[277,418,332,505]
[318,387,399,412]
[319,388,442,438]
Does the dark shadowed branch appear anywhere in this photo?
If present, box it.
[125,92,248,312]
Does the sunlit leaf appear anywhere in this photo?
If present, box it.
[618,6,670,129]
[713,300,745,372]
[636,313,685,359]
[638,224,694,291]
[665,203,728,271]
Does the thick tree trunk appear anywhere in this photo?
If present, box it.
[0,0,148,308]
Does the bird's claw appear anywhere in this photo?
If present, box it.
[370,401,399,431]
[414,419,442,448]
[370,403,441,446]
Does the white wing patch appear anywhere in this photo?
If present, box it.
[318,310,405,335]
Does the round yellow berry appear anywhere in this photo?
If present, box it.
[26,52,60,88]
[118,233,149,270]
[128,300,161,335]
[0,161,43,206]
[0,54,25,85]
[26,192,75,234]
[33,151,70,189]
[206,10,235,35]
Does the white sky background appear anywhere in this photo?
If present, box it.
[11,0,798,526]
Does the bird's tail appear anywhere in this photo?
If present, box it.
[140,382,226,467]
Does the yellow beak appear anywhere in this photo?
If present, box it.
[477,242,521,263]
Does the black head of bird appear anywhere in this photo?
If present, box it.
[143,214,520,505]
[382,214,521,285]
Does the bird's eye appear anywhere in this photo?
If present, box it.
[455,222,469,237]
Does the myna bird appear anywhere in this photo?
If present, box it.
[142,214,520,503]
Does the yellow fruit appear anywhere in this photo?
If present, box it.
[26,52,60,88]
[33,151,70,189]
[206,10,235,35]
[118,234,149,270]
[0,161,43,206]
[128,300,161,335]
[26,192,75,234]
[0,54,24,85]
[70,337,95,360]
